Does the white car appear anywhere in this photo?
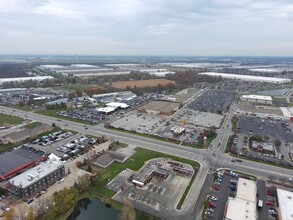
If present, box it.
[210,196,218,201]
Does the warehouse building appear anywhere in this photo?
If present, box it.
[198,72,291,84]
[7,155,65,200]
[137,100,182,116]
[241,94,273,104]
[277,188,293,220]
[224,178,257,220]
[0,147,46,181]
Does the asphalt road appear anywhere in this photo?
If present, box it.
[1,106,293,220]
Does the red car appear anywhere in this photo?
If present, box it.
[209,202,217,208]
[213,185,220,190]
[265,201,275,206]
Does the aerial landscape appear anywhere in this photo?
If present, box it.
[0,1,293,220]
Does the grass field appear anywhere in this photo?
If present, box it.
[0,113,24,126]
[91,148,200,197]
[106,79,176,89]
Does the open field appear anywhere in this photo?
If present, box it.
[107,79,176,89]
[0,113,24,126]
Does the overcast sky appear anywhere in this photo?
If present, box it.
[0,0,292,56]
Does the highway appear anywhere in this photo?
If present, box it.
[1,106,293,220]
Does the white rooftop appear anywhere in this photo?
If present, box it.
[225,197,257,220]
[8,156,63,188]
[96,106,116,113]
[242,94,272,101]
[277,188,293,220]
[198,72,291,84]
[0,76,54,85]
[236,178,257,203]
[106,102,129,109]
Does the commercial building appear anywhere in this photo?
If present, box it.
[198,72,291,84]
[224,178,257,220]
[106,102,129,109]
[137,100,181,116]
[92,91,136,103]
[132,158,193,187]
[7,155,65,199]
[0,76,54,85]
[241,94,273,104]
[277,188,293,220]
[0,147,46,181]
[251,141,275,154]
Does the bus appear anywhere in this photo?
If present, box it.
[258,200,263,210]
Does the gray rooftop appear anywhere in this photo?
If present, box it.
[133,163,157,184]
[0,147,44,177]
[9,158,63,188]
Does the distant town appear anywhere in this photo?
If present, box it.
[0,56,293,220]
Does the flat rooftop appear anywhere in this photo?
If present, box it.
[277,188,293,220]
[236,178,257,203]
[225,197,257,220]
[198,72,291,84]
[133,163,157,185]
[138,100,181,113]
[0,147,44,177]
[242,94,272,101]
[9,157,63,188]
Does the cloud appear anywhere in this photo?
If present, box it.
[0,0,292,55]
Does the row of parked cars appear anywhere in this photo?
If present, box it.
[59,137,97,161]
[32,131,73,146]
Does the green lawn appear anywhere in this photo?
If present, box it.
[0,113,24,126]
[91,148,200,197]
[0,143,15,153]
[34,109,95,125]
[11,105,34,112]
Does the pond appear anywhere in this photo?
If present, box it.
[67,198,120,220]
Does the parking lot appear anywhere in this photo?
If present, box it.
[238,102,284,116]
[111,111,166,134]
[203,169,257,220]
[189,90,235,114]
[237,116,293,142]
[29,131,97,161]
[113,172,191,217]
[172,107,223,128]
[59,92,165,124]
[112,159,194,218]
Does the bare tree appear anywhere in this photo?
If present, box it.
[35,197,52,216]
[15,203,29,220]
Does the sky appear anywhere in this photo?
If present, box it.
[0,0,292,56]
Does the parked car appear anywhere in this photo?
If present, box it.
[27,198,34,204]
[0,206,10,212]
[209,196,218,201]
[209,202,217,208]
[230,184,237,190]
[265,201,275,206]
[213,185,220,190]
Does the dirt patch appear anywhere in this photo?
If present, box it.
[106,79,176,89]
